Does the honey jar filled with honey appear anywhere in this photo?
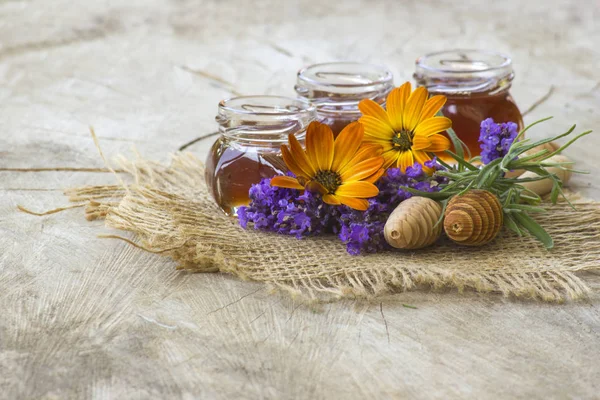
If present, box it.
[205,96,316,216]
[414,50,524,158]
[295,62,394,137]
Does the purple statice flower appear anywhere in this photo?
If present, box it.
[338,198,389,255]
[337,161,443,255]
[479,118,519,164]
[238,176,341,239]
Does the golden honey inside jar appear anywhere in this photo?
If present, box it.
[205,96,316,216]
[414,50,524,158]
[295,62,394,137]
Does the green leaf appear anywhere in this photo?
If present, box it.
[513,125,576,158]
[445,126,467,161]
[456,179,477,196]
[436,109,469,162]
[504,213,523,236]
[515,116,554,141]
[555,184,576,210]
[434,156,455,171]
[512,212,554,249]
[505,204,548,213]
[502,188,517,208]
[443,150,479,171]
[503,123,578,169]
[503,176,548,184]
[511,149,550,164]
[519,165,550,176]
[475,158,502,188]
[433,199,448,228]
[518,192,543,204]
[545,130,593,159]
[550,178,560,204]
[403,187,452,200]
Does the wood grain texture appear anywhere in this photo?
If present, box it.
[1,0,599,399]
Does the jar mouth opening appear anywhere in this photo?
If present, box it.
[295,62,394,104]
[414,49,514,94]
[218,95,316,118]
[297,62,393,89]
[416,49,512,73]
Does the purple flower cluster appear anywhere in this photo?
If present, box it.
[238,160,445,256]
[338,160,446,255]
[238,175,341,238]
[479,118,519,164]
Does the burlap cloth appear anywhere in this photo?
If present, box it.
[59,152,600,303]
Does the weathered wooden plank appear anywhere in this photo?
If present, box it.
[1,0,599,399]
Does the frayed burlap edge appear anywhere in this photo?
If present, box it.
[52,152,600,303]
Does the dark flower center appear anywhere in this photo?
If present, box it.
[392,130,413,151]
[314,170,342,194]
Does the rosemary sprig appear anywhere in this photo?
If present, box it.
[407,118,591,249]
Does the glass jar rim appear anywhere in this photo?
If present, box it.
[218,95,316,119]
[296,62,393,91]
[414,49,514,94]
[295,62,394,112]
[216,95,316,144]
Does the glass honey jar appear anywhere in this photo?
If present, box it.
[295,62,394,137]
[205,96,316,216]
[414,50,524,158]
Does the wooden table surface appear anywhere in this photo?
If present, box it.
[1,1,599,398]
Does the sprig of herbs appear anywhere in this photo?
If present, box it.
[408,118,591,249]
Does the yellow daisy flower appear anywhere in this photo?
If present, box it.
[358,82,452,172]
[271,121,384,211]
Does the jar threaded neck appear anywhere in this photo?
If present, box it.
[414,50,514,95]
[295,62,394,114]
[216,96,316,144]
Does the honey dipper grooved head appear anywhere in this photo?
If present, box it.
[384,196,443,250]
[443,190,503,246]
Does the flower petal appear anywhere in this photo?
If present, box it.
[358,99,391,124]
[411,135,432,151]
[331,121,364,172]
[336,196,369,211]
[363,138,394,153]
[359,115,395,141]
[339,144,383,175]
[306,180,328,195]
[412,150,434,174]
[382,149,400,169]
[403,87,428,132]
[288,134,316,177]
[270,175,305,190]
[413,116,452,137]
[386,82,411,131]
[398,150,414,172]
[281,145,308,178]
[364,168,385,184]
[322,194,341,205]
[340,156,385,182]
[336,181,379,198]
[419,95,447,122]
[305,122,334,172]
[425,133,451,152]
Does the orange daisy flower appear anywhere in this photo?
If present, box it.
[358,82,452,173]
[271,121,384,211]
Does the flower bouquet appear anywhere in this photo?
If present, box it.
[238,82,590,255]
